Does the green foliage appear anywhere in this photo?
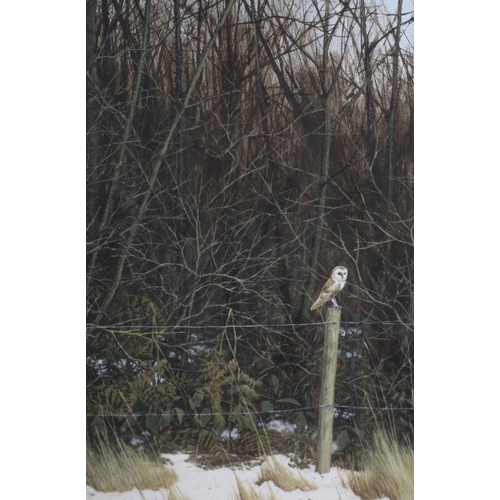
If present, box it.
[174,407,185,425]
[120,415,140,432]
[261,400,273,413]
[144,412,177,434]
[192,389,205,408]
[336,429,350,452]
[213,413,226,436]
[199,409,212,428]
[294,411,307,434]
[275,398,300,407]
[89,416,106,435]
[270,375,280,396]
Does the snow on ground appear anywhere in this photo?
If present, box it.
[86,453,389,500]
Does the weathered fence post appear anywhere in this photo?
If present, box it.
[316,306,341,473]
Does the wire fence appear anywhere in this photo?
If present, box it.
[86,320,413,350]
[87,318,414,438]
[88,402,414,419]
[87,321,414,330]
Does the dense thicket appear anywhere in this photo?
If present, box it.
[87,0,414,459]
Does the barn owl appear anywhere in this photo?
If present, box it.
[310,266,348,310]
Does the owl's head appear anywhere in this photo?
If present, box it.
[331,266,348,283]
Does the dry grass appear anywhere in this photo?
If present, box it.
[231,475,262,500]
[343,429,414,500]
[86,434,178,492]
[166,484,192,500]
[256,456,317,492]
[264,482,282,500]
[231,475,281,500]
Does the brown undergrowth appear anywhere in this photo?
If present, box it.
[342,428,414,500]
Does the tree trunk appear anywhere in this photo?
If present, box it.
[360,0,386,207]
[387,0,403,208]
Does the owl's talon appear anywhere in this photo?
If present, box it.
[326,301,341,309]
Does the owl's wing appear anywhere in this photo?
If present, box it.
[327,281,342,297]
[321,277,337,293]
[310,279,342,310]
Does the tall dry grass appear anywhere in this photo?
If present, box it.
[231,475,281,500]
[86,434,178,493]
[165,484,192,500]
[230,475,262,500]
[343,429,413,500]
[256,456,317,492]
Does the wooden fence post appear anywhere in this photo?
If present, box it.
[316,306,341,473]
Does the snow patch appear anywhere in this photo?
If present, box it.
[86,452,389,500]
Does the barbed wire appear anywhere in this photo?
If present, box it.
[87,402,413,419]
